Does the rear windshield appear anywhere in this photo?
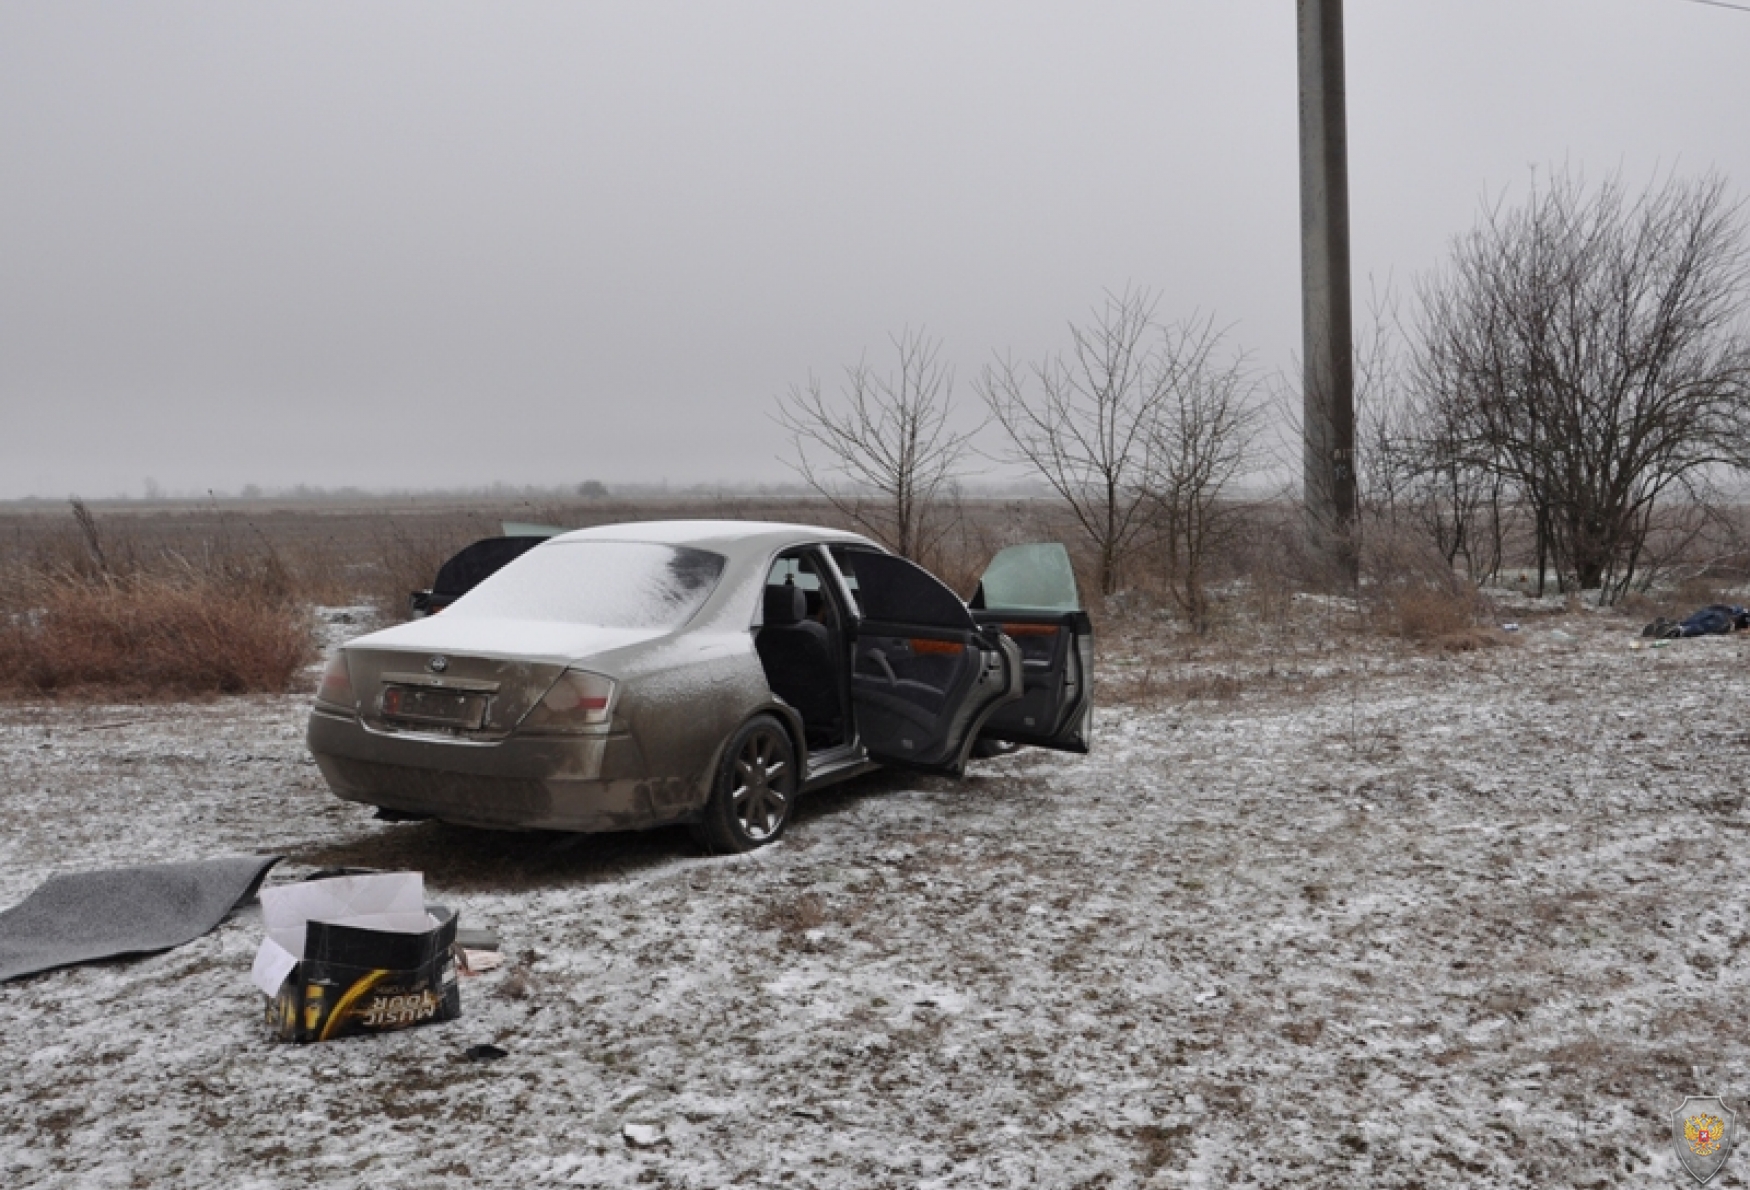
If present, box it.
[446,542,727,630]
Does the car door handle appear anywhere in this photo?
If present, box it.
[861,648,899,684]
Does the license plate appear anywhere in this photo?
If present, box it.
[381,685,487,730]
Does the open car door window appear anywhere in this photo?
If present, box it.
[829,547,1020,777]
[970,543,1093,754]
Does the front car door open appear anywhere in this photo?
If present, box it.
[828,546,1021,777]
[970,543,1092,753]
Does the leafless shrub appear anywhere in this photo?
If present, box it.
[0,572,313,697]
[978,287,1182,598]
[1097,618,1260,708]
[1378,586,1499,650]
[1621,570,1742,627]
[1146,322,1261,632]
[1360,518,1500,648]
[774,328,975,566]
[1412,169,1750,601]
[977,294,1260,621]
[1215,499,1344,633]
[1099,663,1161,706]
[1671,572,1736,611]
[1349,283,1520,589]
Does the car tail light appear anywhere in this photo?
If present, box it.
[521,670,617,734]
[316,651,356,710]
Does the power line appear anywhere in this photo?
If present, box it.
[1676,0,1750,13]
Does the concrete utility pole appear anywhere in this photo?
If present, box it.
[1298,0,1357,581]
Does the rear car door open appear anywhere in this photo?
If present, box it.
[970,543,1092,754]
[828,547,1021,777]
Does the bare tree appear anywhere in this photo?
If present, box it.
[1413,170,1750,600]
[1147,320,1259,630]
[1350,289,1415,530]
[978,288,1181,598]
[773,329,974,563]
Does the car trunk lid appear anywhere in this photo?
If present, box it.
[340,619,664,739]
[344,648,567,739]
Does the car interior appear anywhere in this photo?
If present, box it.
[755,543,1053,768]
[755,550,850,752]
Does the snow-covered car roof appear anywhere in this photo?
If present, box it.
[553,520,879,557]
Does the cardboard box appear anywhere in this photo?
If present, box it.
[251,872,461,1043]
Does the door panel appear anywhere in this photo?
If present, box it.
[970,544,1093,753]
[830,546,1021,776]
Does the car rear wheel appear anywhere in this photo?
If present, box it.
[692,715,797,854]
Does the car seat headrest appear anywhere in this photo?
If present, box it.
[763,584,806,625]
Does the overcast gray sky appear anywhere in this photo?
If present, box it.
[2,1,1746,499]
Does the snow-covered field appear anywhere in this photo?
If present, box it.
[3,613,1748,1188]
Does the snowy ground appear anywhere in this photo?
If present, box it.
[3,611,1749,1188]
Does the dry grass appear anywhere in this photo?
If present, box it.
[753,892,829,935]
[0,491,1589,701]
[358,512,499,619]
[1382,585,1473,640]
[1377,584,1504,650]
[1620,572,1742,626]
[0,503,316,698]
[1104,664,1251,706]
[0,572,314,698]
[1352,517,1514,650]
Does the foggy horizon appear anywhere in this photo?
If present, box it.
[5,1,1748,500]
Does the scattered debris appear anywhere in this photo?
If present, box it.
[458,948,503,974]
[622,1122,666,1149]
[456,927,501,951]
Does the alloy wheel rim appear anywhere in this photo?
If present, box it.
[731,729,790,840]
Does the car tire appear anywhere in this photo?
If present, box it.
[691,715,799,854]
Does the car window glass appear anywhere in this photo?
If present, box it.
[431,536,551,597]
[447,542,726,630]
[764,550,838,626]
[765,556,822,592]
[976,543,1080,612]
[834,548,973,628]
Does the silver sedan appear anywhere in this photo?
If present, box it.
[307,521,1091,851]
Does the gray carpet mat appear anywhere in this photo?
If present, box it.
[0,855,281,983]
